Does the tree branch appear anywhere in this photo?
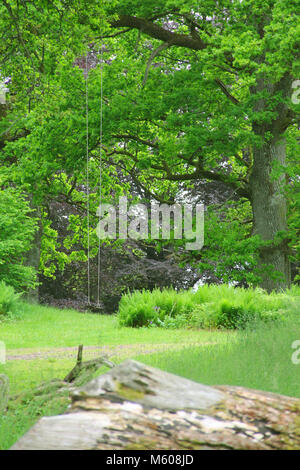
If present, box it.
[215,79,239,105]
[129,170,175,205]
[109,15,207,50]
[94,28,131,39]
[142,42,170,86]
[154,166,250,199]
[112,134,159,149]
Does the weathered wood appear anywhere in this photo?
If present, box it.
[64,345,115,384]
[0,374,9,413]
[77,344,83,364]
[74,358,224,410]
[11,360,300,450]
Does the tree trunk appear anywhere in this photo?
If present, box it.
[249,71,292,292]
[250,134,291,292]
[11,360,300,450]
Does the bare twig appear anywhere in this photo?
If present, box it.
[142,42,170,87]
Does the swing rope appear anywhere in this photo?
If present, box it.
[85,49,90,305]
[97,43,104,307]
[86,41,104,309]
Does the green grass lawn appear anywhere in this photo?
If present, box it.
[1,301,227,350]
[137,317,300,399]
[0,301,230,395]
[0,296,299,450]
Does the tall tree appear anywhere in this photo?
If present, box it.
[100,0,299,291]
[0,0,299,295]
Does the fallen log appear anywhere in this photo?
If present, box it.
[11,360,300,450]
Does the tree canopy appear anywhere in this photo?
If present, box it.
[0,0,299,297]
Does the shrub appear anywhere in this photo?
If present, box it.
[118,288,194,327]
[119,302,160,327]
[0,281,21,318]
[117,284,299,329]
[216,299,257,329]
[190,289,289,330]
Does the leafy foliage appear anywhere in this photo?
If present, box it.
[117,285,299,329]
[0,281,21,318]
[0,0,299,298]
[118,288,194,327]
[0,189,37,291]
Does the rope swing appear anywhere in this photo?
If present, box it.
[97,43,104,308]
[85,50,90,306]
[85,42,104,312]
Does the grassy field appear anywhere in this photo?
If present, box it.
[0,293,299,450]
[1,301,227,350]
[1,301,231,393]
[0,301,231,449]
[138,317,300,399]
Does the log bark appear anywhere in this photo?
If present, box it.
[10,360,300,450]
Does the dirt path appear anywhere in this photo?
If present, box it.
[6,342,214,361]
